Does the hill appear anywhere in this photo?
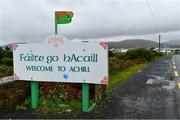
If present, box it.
[109,39,158,49]
[162,40,180,47]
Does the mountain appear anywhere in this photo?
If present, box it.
[109,39,158,49]
[162,40,180,47]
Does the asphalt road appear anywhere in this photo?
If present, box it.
[76,55,180,119]
[1,55,180,119]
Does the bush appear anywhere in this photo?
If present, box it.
[1,57,13,66]
[125,48,146,60]
[0,64,9,72]
[5,66,13,75]
[114,52,126,59]
[109,51,116,57]
[0,47,12,59]
[0,46,13,77]
[122,48,163,61]
[0,65,13,76]
[109,48,163,74]
[109,57,120,72]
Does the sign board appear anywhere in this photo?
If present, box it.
[13,35,108,84]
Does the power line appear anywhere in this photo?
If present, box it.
[146,0,161,52]
[146,0,160,34]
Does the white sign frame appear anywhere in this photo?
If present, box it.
[13,35,108,84]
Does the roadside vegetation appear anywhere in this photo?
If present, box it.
[108,48,163,92]
[109,48,163,74]
[0,47,13,78]
[0,46,163,114]
[175,49,180,54]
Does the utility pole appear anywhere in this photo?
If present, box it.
[159,34,161,52]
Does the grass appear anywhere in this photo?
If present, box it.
[15,97,31,111]
[107,63,146,93]
[36,97,82,114]
[36,97,96,114]
[16,96,82,114]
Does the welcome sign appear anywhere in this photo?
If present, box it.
[13,35,108,84]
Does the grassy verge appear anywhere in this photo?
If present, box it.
[15,97,82,114]
[107,63,146,93]
[36,98,81,114]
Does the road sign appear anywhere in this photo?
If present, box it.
[13,35,108,84]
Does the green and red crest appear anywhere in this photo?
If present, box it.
[55,11,73,24]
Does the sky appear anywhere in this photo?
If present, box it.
[0,0,180,45]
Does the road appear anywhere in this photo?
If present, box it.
[1,55,180,119]
[76,55,180,119]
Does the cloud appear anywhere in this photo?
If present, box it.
[0,0,180,45]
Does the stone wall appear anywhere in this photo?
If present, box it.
[0,77,30,110]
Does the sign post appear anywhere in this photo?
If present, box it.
[31,81,39,109]
[82,83,89,112]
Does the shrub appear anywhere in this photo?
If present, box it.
[109,51,116,57]
[0,64,9,73]
[125,48,146,60]
[114,52,126,59]
[109,57,119,72]
[0,65,13,76]
[0,47,12,59]
[1,57,13,66]
[7,66,13,75]
[109,48,163,74]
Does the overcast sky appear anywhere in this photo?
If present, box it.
[0,0,180,45]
